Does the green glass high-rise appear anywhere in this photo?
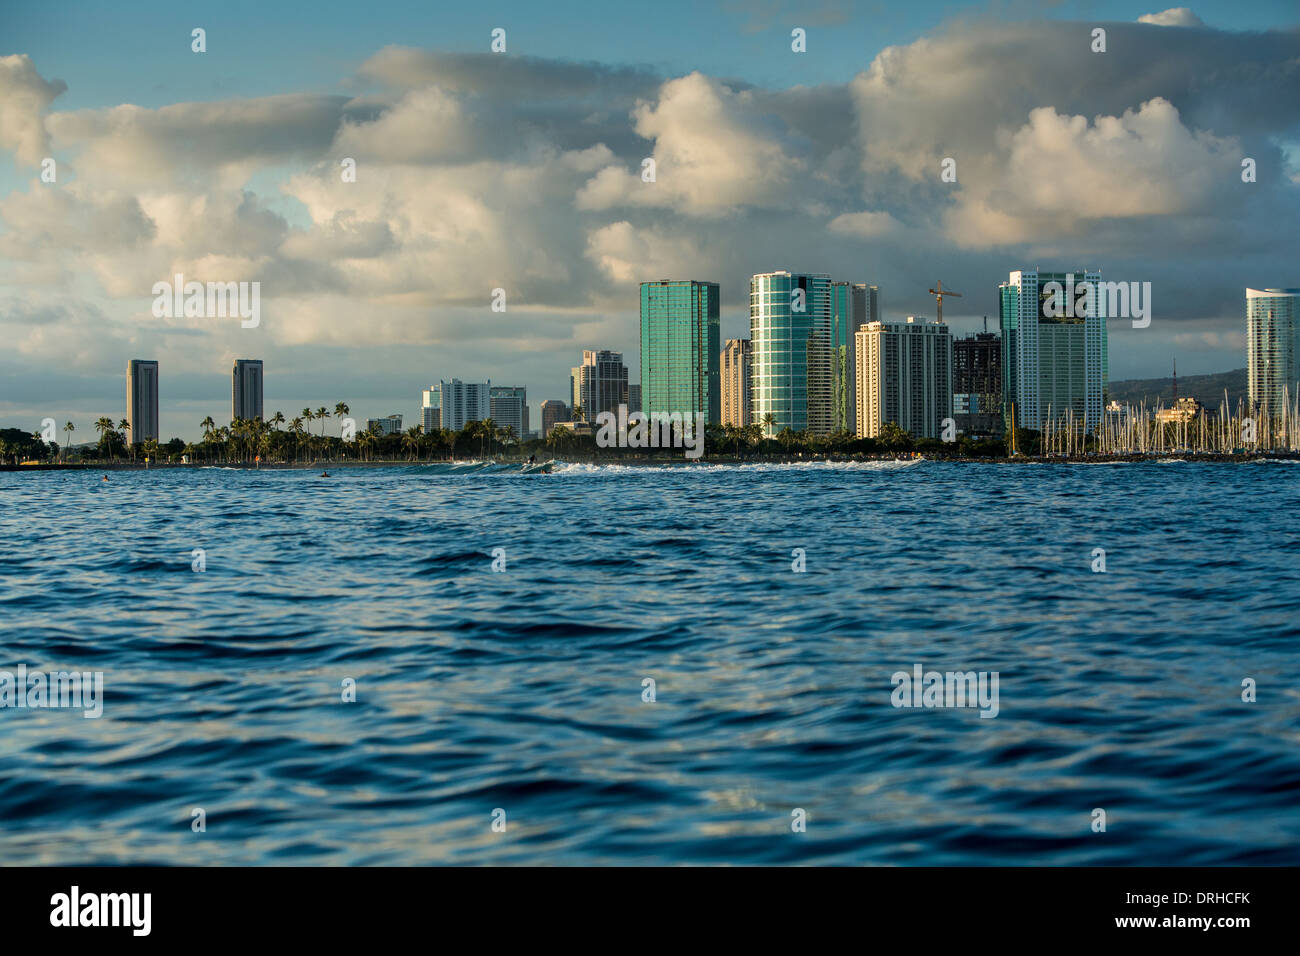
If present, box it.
[750,272,835,436]
[640,280,721,425]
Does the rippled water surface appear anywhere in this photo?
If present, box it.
[2,459,1298,865]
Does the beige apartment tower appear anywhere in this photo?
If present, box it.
[855,318,952,440]
[721,337,752,427]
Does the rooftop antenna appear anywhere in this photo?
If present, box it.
[1172,357,1178,401]
[928,280,962,325]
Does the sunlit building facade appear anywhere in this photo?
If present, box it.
[721,337,752,428]
[855,318,952,440]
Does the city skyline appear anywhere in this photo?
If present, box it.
[19,269,1299,448]
[2,4,1298,440]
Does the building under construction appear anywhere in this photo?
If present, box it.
[953,328,1003,437]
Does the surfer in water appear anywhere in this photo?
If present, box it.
[528,455,536,465]
[102,475,109,482]
[320,471,330,477]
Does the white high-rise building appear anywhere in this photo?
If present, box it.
[440,379,490,431]
[854,317,952,440]
[1246,288,1300,418]
[570,350,628,421]
[367,414,403,436]
[489,385,528,441]
[421,386,441,431]
[999,270,1107,433]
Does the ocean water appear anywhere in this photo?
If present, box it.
[1,459,1298,865]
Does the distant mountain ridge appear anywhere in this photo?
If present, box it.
[1108,368,1247,409]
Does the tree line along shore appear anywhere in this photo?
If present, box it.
[2,410,1293,468]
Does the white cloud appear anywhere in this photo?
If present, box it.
[577,72,804,216]
[1138,8,1205,27]
[828,210,901,238]
[584,221,710,285]
[0,54,65,166]
[944,98,1241,247]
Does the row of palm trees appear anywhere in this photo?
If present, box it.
[190,410,521,464]
[30,399,1001,467]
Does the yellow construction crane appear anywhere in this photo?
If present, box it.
[928,280,962,324]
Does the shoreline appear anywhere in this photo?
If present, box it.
[4,451,1297,472]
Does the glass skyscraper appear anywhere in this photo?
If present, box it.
[1246,288,1300,418]
[639,280,721,425]
[750,271,833,436]
[999,270,1107,433]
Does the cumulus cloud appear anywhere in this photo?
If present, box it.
[585,221,709,285]
[945,98,1242,246]
[1139,8,1205,27]
[47,94,349,190]
[0,54,65,166]
[828,210,902,238]
[576,72,807,216]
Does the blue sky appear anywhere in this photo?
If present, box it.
[1,1,1299,440]
[6,0,1297,109]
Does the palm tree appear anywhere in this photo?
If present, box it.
[94,416,115,460]
[291,417,306,462]
[200,416,216,463]
[761,412,776,439]
[62,421,74,459]
[271,411,285,431]
[401,425,423,461]
[334,402,349,436]
[879,421,912,451]
[316,407,329,437]
[117,419,135,462]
